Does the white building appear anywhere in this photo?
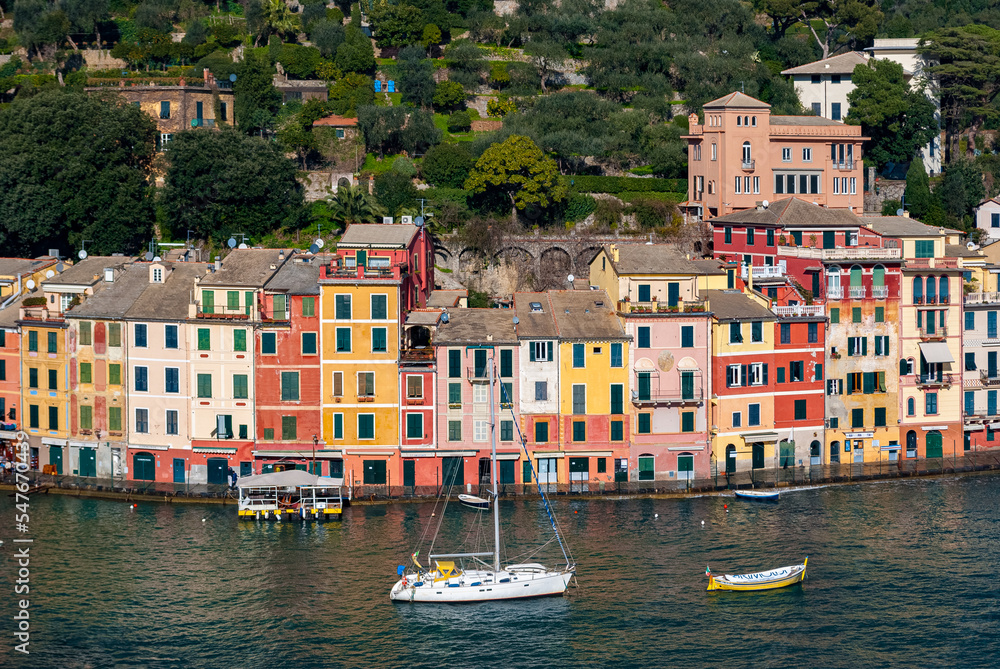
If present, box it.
[975,197,1000,242]
[782,39,941,176]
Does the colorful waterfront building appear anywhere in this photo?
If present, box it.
[189,250,287,485]
[772,302,827,467]
[125,261,211,483]
[681,92,866,220]
[589,244,724,481]
[706,289,779,475]
[398,307,441,489]
[0,298,24,463]
[319,223,433,490]
[255,255,327,476]
[25,258,130,475]
[957,242,1000,450]
[65,262,148,480]
[432,308,520,491]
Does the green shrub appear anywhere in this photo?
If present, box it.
[391,156,417,177]
[563,193,597,222]
[618,191,684,204]
[565,175,685,194]
[23,297,47,307]
[447,110,472,132]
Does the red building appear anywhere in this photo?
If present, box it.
[398,308,441,490]
[254,255,327,476]
[0,299,22,463]
[772,305,828,466]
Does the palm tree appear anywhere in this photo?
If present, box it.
[254,0,297,47]
[327,184,382,228]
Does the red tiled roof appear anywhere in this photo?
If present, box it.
[313,115,358,127]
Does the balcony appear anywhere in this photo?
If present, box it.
[833,160,855,170]
[321,262,408,281]
[260,308,290,323]
[848,286,867,299]
[401,347,435,363]
[741,265,785,280]
[918,326,948,341]
[617,300,707,314]
[872,286,889,299]
[773,304,825,317]
[741,159,755,170]
[776,246,902,261]
[632,372,703,406]
[916,373,952,388]
[197,304,250,319]
[827,287,843,299]
[906,257,959,269]
[965,292,1000,305]
[467,366,489,383]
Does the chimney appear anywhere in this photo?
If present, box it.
[611,244,619,263]
[203,68,213,86]
[278,250,285,261]
[903,211,910,218]
[689,112,699,128]
[214,256,221,272]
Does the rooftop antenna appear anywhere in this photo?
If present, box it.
[81,240,92,258]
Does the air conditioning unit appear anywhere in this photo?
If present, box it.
[400,215,413,225]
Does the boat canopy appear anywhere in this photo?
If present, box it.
[237,470,341,489]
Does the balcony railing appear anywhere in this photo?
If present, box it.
[848,286,867,299]
[827,287,843,299]
[872,286,889,299]
[833,160,855,170]
[918,326,948,340]
[401,347,435,363]
[741,160,755,170]
[773,304,825,317]
[776,247,902,260]
[980,371,1000,387]
[467,366,489,383]
[965,292,1000,305]
[907,257,959,269]
[198,305,250,319]
[617,300,707,314]
[916,373,952,387]
[321,262,408,280]
[741,265,785,280]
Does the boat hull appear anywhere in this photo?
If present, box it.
[458,494,490,511]
[734,490,779,502]
[707,559,807,591]
[390,567,573,603]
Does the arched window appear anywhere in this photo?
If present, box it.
[926,274,936,303]
[900,358,910,376]
[873,265,885,286]
[751,116,757,127]
[850,265,863,286]
[725,444,736,474]
[737,116,742,126]
[939,276,949,302]
[827,266,842,296]
[906,430,917,453]
[742,141,752,164]
[913,276,923,303]
[907,397,915,416]
[744,115,750,126]
[830,441,841,463]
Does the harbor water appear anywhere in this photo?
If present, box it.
[1,473,999,668]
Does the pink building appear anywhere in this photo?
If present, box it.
[682,92,867,220]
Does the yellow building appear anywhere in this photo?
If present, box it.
[0,257,60,304]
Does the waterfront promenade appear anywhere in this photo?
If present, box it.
[6,451,1000,505]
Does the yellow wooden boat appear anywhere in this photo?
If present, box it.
[706,558,808,591]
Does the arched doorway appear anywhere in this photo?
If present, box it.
[725,444,736,474]
[810,440,821,465]
[133,452,155,481]
[926,430,943,459]
[830,441,841,464]
[206,457,228,485]
[677,453,694,480]
[906,430,917,458]
[751,442,765,469]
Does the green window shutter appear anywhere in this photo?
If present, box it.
[281,416,297,440]
[234,329,246,352]
[262,332,276,354]
[448,349,461,377]
[302,296,315,317]
[80,405,93,430]
[610,420,623,440]
[407,413,423,438]
[109,364,121,386]
[264,428,274,440]
[336,328,351,352]
[79,322,91,346]
[335,295,351,319]
[372,328,387,352]
[448,420,461,441]
[874,407,886,427]
[777,367,785,383]
[573,343,585,367]
[534,421,548,443]
[203,290,214,314]
[272,293,285,318]
[334,414,343,439]
[852,307,861,323]
[875,307,884,322]
[108,407,121,431]
[500,349,513,377]
[501,382,512,404]
[281,372,299,400]
[28,331,37,352]
[448,382,461,404]
[198,373,212,398]
[198,328,211,351]
[681,411,694,433]
[681,326,694,348]
[47,331,56,353]
[572,420,586,441]
[228,290,239,310]
[794,399,806,420]
[852,408,864,428]
[302,332,317,355]
[233,374,249,399]
[638,413,651,434]
[610,384,623,415]
[80,363,92,384]
[371,294,387,319]
[500,420,513,441]
[830,308,839,324]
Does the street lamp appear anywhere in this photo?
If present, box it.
[312,435,318,475]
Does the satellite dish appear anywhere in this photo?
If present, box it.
[567,274,575,283]
[415,216,424,227]
[512,316,519,325]
[144,252,154,261]
[153,256,161,262]
[228,238,237,249]
[238,243,248,249]
[896,208,905,217]
[229,73,237,82]
[762,199,769,208]
[968,241,977,250]
[45,270,55,278]
[309,244,319,254]
[78,249,88,260]
[26,280,35,290]
[315,239,325,248]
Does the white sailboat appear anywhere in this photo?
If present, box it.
[390,355,575,603]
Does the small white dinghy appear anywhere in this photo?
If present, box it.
[458,494,490,511]
[734,489,779,502]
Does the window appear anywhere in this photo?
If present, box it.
[806,322,818,344]
[767,229,775,246]
[79,362,92,384]
[780,323,791,344]
[832,74,841,84]
[782,147,791,162]
[233,329,246,352]
[279,371,298,401]
[611,342,623,367]
[748,403,761,427]
[734,176,741,194]
[80,405,92,430]
[448,349,461,377]
[830,308,839,324]
[531,341,553,362]
[406,413,423,439]
[926,392,938,415]
[47,331,57,353]
[407,376,423,399]
[794,399,807,420]
[474,419,488,442]
[680,326,695,348]
[109,364,121,386]
[197,374,212,398]
[500,420,513,442]
[79,322,92,346]
[108,406,121,431]
[300,332,318,355]
[637,327,650,349]
[750,362,764,386]
[448,420,462,441]
[610,384,624,415]
[572,385,586,415]
[572,421,586,441]
[358,372,374,397]
[28,331,37,352]
[802,148,812,162]
[270,293,285,319]
[638,284,651,302]
[729,322,742,344]
[966,352,977,371]
[28,405,38,429]
[166,410,178,435]
[335,295,352,319]
[300,296,315,317]
[812,102,822,115]
[500,349,513,377]
[711,143,717,160]
[164,367,179,393]
[336,328,351,352]
[851,408,864,428]
[197,328,210,351]
[535,421,549,443]
[535,381,547,401]
[135,408,148,434]
[790,360,803,382]
[724,227,732,244]
[915,240,934,258]
[332,371,343,397]
[732,412,742,428]
[874,335,890,356]
[282,415,297,440]
[753,176,760,194]
[134,366,148,392]
[573,343,585,368]
[874,407,887,427]
[164,324,178,349]
[638,413,651,434]
[369,294,388,320]
[747,228,755,245]
[815,363,823,381]
[473,385,488,404]
[847,337,867,356]
[681,411,695,433]
[727,364,741,388]
[358,415,375,440]
[371,327,387,353]
[875,307,884,324]
[831,102,841,121]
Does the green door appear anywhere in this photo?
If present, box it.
[363,459,386,484]
[523,460,532,484]
[569,457,589,482]
[133,452,155,481]
[823,231,835,249]
[677,454,694,480]
[926,431,943,458]
[752,442,765,469]
[499,460,515,484]
[206,457,228,485]
[262,463,275,473]
[49,446,63,475]
[667,282,680,307]
[726,445,737,474]
[779,440,795,467]
[173,458,186,483]
[356,250,367,267]
[79,447,96,477]
[403,460,415,487]
[681,371,695,400]
[442,457,464,486]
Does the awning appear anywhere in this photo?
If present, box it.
[41,437,67,446]
[741,432,779,442]
[192,447,237,454]
[129,444,169,451]
[919,341,954,364]
[0,431,18,440]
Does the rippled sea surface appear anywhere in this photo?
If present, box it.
[1,474,999,668]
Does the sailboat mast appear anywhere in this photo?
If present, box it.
[489,355,500,572]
